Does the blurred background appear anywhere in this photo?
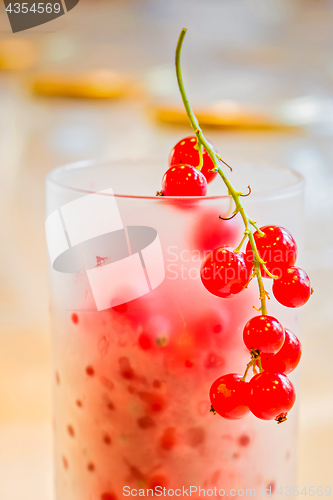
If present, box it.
[1,0,333,498]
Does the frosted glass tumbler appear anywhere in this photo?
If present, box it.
[46,160,304,500]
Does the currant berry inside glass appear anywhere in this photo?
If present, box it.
[210,373,250,420]
[169,135,217,184]
[191,207,241,253]
[272,266,311,308]
[200,247,250,298]
[249,372,296,420]
[245,225,297,278]
[243,315,285,353]
[161,164,207,196]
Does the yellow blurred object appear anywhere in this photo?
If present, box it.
[0,38,38,71]
[150,100,301,131]
[31,69,133,99]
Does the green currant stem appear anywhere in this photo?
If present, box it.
[249,219,265,237]
[241,360,253,382]
[234,232,249,253]
[197,141,204,170]
[241,350,264,381]
[215,154,233,172]
[247,232,268,315]
[257,355,264,373]
[260,265,279,280]
[175,28,268,316]
[241,355,260,381]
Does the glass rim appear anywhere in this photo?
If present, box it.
[46,158,305,201]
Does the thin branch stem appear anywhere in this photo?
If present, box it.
[196,141,204,171]
[249,219,265,237]
[247,231,268,315]
[219,212,237,221]
[216,153,233,172]
[175,28,268,315]
[257,356,264,373]
[239,185,252,197]
[241,359,255,382]
[234,232,249,253]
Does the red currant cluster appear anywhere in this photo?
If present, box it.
[157,28,312,424]
[210,323,300,423]
[201,225,311,308]
[245,226,311,308]
[158,136,216,197]
[158,135,311,423]
[206,226,309,423]
[159,136,311,309]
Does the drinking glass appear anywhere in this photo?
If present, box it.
[46,159,304,500]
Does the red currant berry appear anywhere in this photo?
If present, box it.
[243,315,285,354]
[200,247,250,298]
[272,266,311,308]
[245,226,297,278]
[260,329,302,375]
[161,164,207,196]
[210,373,250,420]
[249,372,296,420]
[169,136,217,183]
